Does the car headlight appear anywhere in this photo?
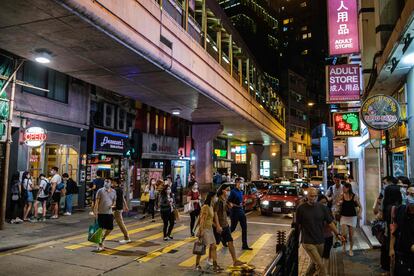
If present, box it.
[304,191,308,195]
[261,200,269,206]
[285,201,294,207]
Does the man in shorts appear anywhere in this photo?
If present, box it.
[50,167,62,219]
[214,184,245,266]
[94,177,117,251]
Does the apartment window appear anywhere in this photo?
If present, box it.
[308,32,312,38]
[301,49,309,55]
[283,19,289,25]
[302,34,308,39]
[297,144,303,153]
[283,27,288,32]
[22,61,68,103]
[301,26,308,31]
[300,2,307,8]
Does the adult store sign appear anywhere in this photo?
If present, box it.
[326,64,361,103]
[93,129,128,155]
[328,0,359,55]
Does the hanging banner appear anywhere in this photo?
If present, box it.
[326,64,361,103]
[333,112,361,137]
[360,95,400,130]
[328,0,359,56]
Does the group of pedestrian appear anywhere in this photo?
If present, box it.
[373,176,414,275]
[8,167,78,224]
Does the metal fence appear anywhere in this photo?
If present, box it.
[264,227,299,276]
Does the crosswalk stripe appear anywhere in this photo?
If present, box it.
[137,236,197,262]
[179,231,242,267]
[65,223,162,250]
[238,234,272,264]
[99,225,188,256]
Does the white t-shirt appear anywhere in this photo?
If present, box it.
[23,179,33,191]
[50,174,62,185]
[38,179,48,198]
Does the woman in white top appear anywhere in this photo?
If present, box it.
[22,171,34,221]
[144,178,157,222]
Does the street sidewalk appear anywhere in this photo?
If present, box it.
[299,227,383,276]
[0,209,145,252]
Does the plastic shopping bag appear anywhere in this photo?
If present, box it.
[88,220,103,244]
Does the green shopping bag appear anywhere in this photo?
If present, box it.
[88,220,103,244]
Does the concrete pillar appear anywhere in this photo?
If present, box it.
[407,69,414,180]
[192,124,223,190]
[248,145,264,181]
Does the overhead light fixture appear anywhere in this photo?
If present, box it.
[212,45,218,52]
[249,142,254,145]
[171,108,181,115]
[227,132,233,137]
[34,49,52,64]
[272,152,276,156]
[401,52,414,66]
[308,102,315,107]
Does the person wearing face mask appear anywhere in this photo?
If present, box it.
[187,182,201,236]
[296,188,344,276]
[160,186,176,241]
[112,178,131,244]
[389,186,414,275]
[94,177,117,251]
[228,177,252,250]
[397,176,411,205]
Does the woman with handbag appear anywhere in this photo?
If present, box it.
[338,182,362,256]
[144,178,156,222]
[195,192,222,272]
[187,182,201,236]
[160,185,176,241]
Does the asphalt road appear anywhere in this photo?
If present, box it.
[0,210,292,276]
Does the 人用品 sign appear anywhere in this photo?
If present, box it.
[333,112,361,137]
[326,64,361,103]
[328,0,359,56]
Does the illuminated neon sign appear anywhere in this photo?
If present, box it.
[333,112,361,137]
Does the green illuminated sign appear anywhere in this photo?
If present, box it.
[333,112,361,137]
[214,149,227,158]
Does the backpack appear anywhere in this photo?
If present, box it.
[43,180,51,196]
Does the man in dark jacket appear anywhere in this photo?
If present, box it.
[63,173,78,216]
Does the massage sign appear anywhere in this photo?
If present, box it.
[327,64,361,103]
[24,127,47,147]
[361,95,401,130]
[328,0,359,56]
[333,112,361,137]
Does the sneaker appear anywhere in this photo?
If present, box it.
[242,246,253,250]
[50,215,58,219]
[29,218,38,223]
[10,219,16,224]
[89,211,94,216]
[168,236,173,240]
[119,239,132,244]
[41,217,46,222]
[63,212,72,216]
[15,217,23,223]
[96,245,104,252]
[163,237,168,241]
[206,259,213,266]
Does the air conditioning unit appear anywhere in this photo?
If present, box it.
[117,108,127,132]
[103,103,115,129]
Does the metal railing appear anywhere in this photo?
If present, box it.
[264,227,298,276]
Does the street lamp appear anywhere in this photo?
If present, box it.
[307,102,315,107]
[171,108,181,115]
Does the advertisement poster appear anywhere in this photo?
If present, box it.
[333,112,361,137]
[326,64,361,103]
[328,0,360,55]
[360,95,400,130]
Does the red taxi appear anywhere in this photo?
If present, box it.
[251,180,273,198]
[218,182,259,211]
[260,184,302,215]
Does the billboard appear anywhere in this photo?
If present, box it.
[328,0,359,56]
[326,64,361,103]
[333,112,361,137]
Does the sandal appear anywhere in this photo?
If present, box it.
[213,264,223,272]
[233,260,246,266]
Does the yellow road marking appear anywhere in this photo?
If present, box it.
[179,231,241,267]
[65,223,162,250]
[137,236,197,262]
[238,233,272,264]
[99,225,187,256]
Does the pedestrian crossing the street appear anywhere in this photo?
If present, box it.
[62,220,275,272]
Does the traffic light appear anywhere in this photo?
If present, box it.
[311,124,333,165]
[123,130,141,160]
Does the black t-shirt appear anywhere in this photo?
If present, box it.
[394,205,414,256]
[93,178,104,191]
[114,187,124,211]
[296,202,333,244]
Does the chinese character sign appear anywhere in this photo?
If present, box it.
[326,64,361,103]
[333,112,361,137]
[328,0,359,55]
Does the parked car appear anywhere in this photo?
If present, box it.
[260,184,303,215]
[251,180,273,198]
[217,182,259,211]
